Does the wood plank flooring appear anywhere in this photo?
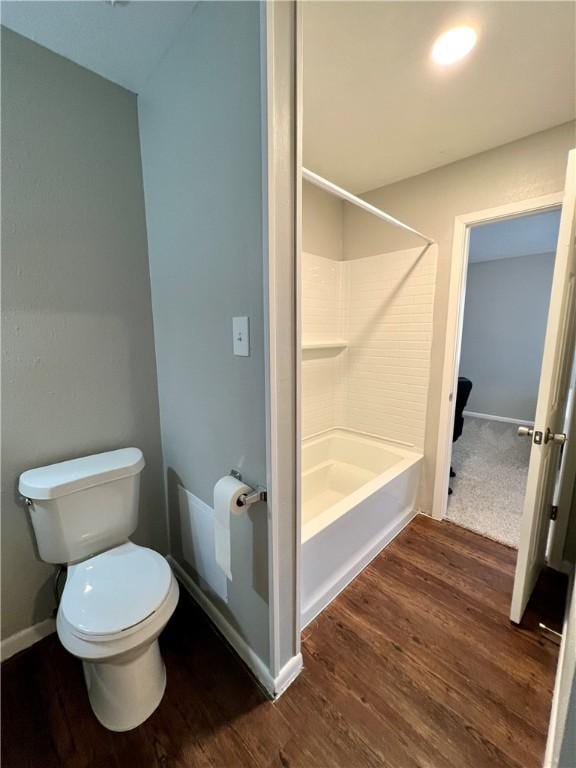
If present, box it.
[1,515,565,768]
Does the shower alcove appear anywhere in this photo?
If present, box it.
[300,171,437,626]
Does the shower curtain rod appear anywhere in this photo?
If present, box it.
[302,168,435,245]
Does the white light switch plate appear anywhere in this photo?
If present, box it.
[233,316,250,356]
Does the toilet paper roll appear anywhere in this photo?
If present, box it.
[213,475,251,580]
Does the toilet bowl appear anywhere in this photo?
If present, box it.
[19,447,179,731]
[56,541,179,732]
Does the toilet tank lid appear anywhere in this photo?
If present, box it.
[19,448,145,500]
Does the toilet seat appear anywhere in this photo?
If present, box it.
[61,542,172,641]
[57,574,179,662]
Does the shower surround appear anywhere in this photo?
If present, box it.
[301,243,437,624]
[302,244,436,447]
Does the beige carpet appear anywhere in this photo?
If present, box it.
[446,416,531,548]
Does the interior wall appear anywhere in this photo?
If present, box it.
[343,121,576,511]
[138,2,270,665]
[459,252,555,422]
[1,29,166,641]
[302,179,343,260]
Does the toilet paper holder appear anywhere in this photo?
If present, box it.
[230,470,267,507]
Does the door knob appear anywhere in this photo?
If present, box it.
[544,429,567,445]
[517,426,534,438]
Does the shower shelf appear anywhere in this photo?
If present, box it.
[302,339,348,351]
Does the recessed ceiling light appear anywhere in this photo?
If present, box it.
[432,26,477,66]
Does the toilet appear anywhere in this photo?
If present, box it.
[19,447,179,732]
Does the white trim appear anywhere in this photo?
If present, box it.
[463,410,535,427]
[1,618,56,662]
[432,192,564,521]
[544,569,575,768]
[273,652,304,699]
[295,0,303,637]
[547,383,576,570]
[262,0,301,684]
[168,557,302,699]
[261,0,280,684]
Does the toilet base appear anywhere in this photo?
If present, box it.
[82,640,166,732]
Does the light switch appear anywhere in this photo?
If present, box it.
[233,316,250,356]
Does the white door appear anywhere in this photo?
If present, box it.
[511,149,576,624]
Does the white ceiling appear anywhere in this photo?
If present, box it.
[469,208,561,264]
[3,1,574,191]
[0,0,197,93]
[303,1,576,193]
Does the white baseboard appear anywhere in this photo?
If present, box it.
[273,652,304,699]
[463,410,534,427]
[1,618,56,662]
[167,556,302,699]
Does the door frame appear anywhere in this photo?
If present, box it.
[544,569,576,768]
[262,0,303,695]
[547,364,576,572]
[432,192,565,523]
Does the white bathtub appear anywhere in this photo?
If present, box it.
[301,428,422,627]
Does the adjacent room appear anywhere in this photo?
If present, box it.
[448,209,561,547]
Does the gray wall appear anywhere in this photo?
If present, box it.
[343,121,576,511]
[1,29,166,640]
[138,2,270,664]
[459,253,555,422]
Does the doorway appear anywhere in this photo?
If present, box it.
[433,194,565,530]
[446,208,562,547]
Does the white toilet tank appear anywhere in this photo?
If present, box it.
[19,448,146,564]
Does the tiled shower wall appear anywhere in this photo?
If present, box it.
[301,252,345,436]
[301,245,437,450]
[342,246,436,450]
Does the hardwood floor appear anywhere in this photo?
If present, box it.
[2,515,565,768]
